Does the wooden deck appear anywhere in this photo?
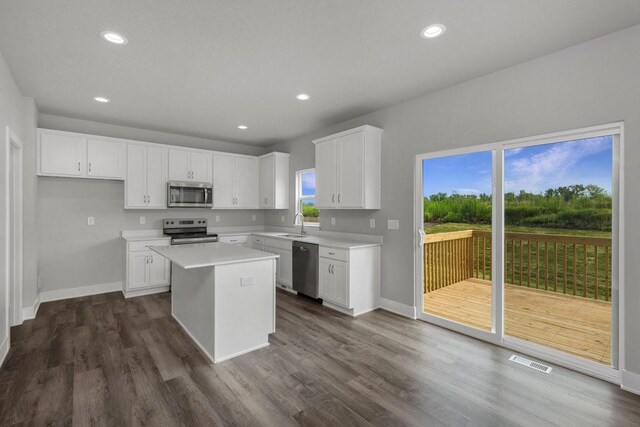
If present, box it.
[424,279,612,365]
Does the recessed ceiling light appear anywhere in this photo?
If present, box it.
[237,125,248,130]
[420,24,446,39]
[296,93,310,101]
[100,31,128,45]
[94,96,110,103]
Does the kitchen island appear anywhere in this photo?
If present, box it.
[150,242,279,363]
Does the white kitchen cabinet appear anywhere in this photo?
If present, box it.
[212,153,257,208]
[169,149,212,183]
[125,239,171,297]
[319,258,348,307]
[258,152,290,209]
[219,235,249,246]
[319,245,380,316]
[313,125,382,209]
[87,138,125,179]
[38,130,125,180]
[125,144,168,209]
[278,248,293,287]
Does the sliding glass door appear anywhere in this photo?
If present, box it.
[416,124,620,374]
[421,151,494,333]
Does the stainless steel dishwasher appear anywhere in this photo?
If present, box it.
[292,241,319,298]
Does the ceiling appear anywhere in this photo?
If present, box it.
[2,1,640,146]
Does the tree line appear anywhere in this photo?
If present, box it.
[424,184,611,231]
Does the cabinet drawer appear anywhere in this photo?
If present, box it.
[319,246,347,262]
[220,235,249,245]
[127,239,170,252]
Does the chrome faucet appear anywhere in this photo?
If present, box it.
[294,212,306,235]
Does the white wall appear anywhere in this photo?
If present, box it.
[35,115,266,294]
[265,25,640,375]
[0,50,37,340]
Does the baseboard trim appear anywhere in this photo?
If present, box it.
[123,285,170,299]
[378,297,417,319]
[622,369,640,395]
[22,294,42,321]
[0,336,9,369]
[40,281,122,303]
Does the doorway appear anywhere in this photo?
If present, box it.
[415,123,623,381]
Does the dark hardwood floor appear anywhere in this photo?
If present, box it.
[1,290,639,426]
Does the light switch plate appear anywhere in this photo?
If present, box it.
[370,218,376,228]
[241,276,255,286]
[331,217,336,225]
[87,216,95,226]
[252,214,256,222]
[139,216,146,225]
[388,219,400,230]
[215,215,220,223]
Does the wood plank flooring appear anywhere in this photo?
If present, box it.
[424,279,612,364]
[1,290,639,426]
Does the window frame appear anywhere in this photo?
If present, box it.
[295,168,319,227]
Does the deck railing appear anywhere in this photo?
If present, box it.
[424,230,612,301]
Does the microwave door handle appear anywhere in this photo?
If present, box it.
[204,188,208,205]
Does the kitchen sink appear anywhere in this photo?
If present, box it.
[278,234,308,238]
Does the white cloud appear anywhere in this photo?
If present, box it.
[505,137,609,194]
[453,188,481,195]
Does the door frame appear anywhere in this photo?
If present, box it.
[414,122,624,384]
[5,127,23,329]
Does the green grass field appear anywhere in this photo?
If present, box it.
[425,222,611,238]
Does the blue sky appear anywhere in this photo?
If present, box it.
[301,170,316,196]
[422,136,612,197]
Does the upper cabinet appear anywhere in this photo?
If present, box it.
[38,129,124,180]
[258,152,289,209]
[168,149,212,183]
[212,153,258,209]
[313,125,382,209]
[125,144,168,209]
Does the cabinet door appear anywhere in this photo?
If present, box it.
[279,249,293,287]
[319,258,334,301]
[126,145,147,208]
[87,139,124,179]
[332,261,349,307]
[213,154,235,208]
[337,132,365,208]
[39,133,85,177]
[149,253,170,286]
[259,155,275,208]
[315,140,337,208]
[168,149,190,181]
[146,146,167,208]
[190,152,212,183]
[234,157,256,208]
[128,252,149,290]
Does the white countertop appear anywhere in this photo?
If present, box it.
[248,232,381,249]
[150,242,279,269]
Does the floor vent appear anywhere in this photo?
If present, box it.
[509,355,552,374]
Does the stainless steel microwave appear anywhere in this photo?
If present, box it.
[167,181,213,208]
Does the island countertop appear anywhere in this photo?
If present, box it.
[150,242,279,269]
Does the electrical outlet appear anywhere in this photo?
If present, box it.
[370,218,376,228]
[139,216,146,225]
[252,214,256,222]
[281,215,285,222]
[87,216,95,226]
[387,219,400,230]
[331,217,336,225]
[215,215,220,223]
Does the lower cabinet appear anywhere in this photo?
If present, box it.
[263,237,293,290]
[319,258,348,307]
[219,235,250,246]
[125,239,171,297]
[319,245,380,316]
